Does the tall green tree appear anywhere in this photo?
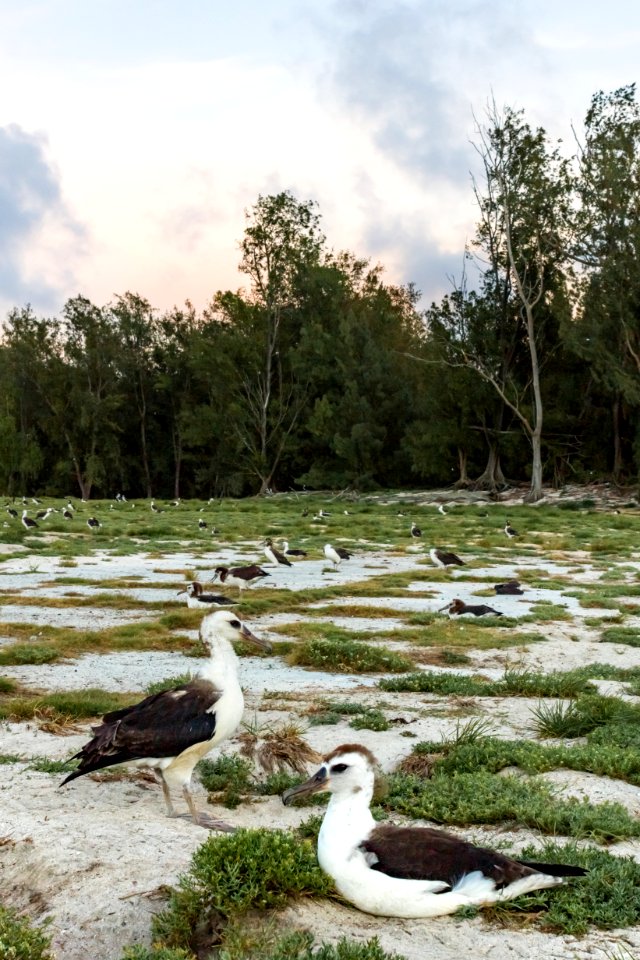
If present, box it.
[570,85,640,479]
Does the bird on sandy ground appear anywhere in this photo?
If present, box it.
[429,547,464,569]
[62,610,271,828]
[213,564,270,593]
[281,540,307,558]
[282,744,586,918]
[411,522,422,538]
[21,510,38,530]
[263,537,293,568]
[504,519,519,539]
[439,598,502,617]
[324,544,352,569]
[177,581,237,608]
[87,517,101,531]
[495,580,524,595]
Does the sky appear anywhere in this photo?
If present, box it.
[0,0,639,320]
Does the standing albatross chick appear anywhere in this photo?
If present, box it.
[263,537,292,568]
[324,543,352,569]
[283,744,585,918]
[61,610,271,828]
[429,547,464,569]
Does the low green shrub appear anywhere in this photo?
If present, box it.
[0,906,52,960]
[290,639,411,673]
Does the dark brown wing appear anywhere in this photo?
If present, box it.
[441,551,464,565]
[62,679,221,784]
[232,564,269,578]
[360,825,583,887]
[468,604,502,616]
[273,548,292,567]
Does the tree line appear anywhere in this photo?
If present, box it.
[1,86,639,501]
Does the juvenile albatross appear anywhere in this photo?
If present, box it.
[61,610,271,828]
[178,581,237,608]
[283,744,585,918]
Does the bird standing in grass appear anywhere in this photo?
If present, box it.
[504,519,519,539]
[62,610,271,828]
[21,510,38,531]
[198,518,207,530]
[283,744,586,918]
[87,517,101,531]
[411,522,422,538]
[281,540,307,558]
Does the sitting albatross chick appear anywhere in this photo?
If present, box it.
[439,598,502,617]
[61,610,271,828]
[495,579,524,595]
[178,581,237,608]
[282,744,586,918]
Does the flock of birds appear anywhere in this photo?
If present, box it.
[15,495,587,919]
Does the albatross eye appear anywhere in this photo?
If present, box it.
[229,619,241,629]
[330,762,348,774]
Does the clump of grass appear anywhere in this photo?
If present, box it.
[0,676,16,692]
[146,673,193,695]
[0,688,135,722]
[152,829,333,952]
[600,627,640,647]
[496,842,640,935]
[0,644,60,665]
[197,755,253,809]
[289,639,411,673]
[350,709,390,732]
[380,668,595,699]
[384,769,640,841]
[532,694,640,739]
[0,906,52,960]
[28,756,78,774]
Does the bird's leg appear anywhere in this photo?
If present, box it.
[161,779,177,817]
[182,785,235,832]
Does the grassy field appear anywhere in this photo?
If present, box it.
[2,490,640,959]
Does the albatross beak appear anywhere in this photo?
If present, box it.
[437,603,451,612]
[240,622,273,654]
[282,766,328,805]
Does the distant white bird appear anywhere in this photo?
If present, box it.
[87,517,101,531]
[198,518,207,530]
[411,522,422,538]
[324,543,352,569]
[62,610,271,828]
[438,504,448,516]
[282,745,586,918]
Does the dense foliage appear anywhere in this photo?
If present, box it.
[2,86,640,499]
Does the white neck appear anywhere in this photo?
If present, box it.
[197,636,239,687]
[318,781,376,872]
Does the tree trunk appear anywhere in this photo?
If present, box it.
[525,427,543,502]
[452,448,471,488]
[612,398,623,483]
[473,443,507,491]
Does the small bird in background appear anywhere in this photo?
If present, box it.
[281,540,307,558]
[504,519,519,539]
[411,522,422,538]
[438,504,448,516]
[87,517,101,531]
[198,518,207,530]
[21,511,38,530]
